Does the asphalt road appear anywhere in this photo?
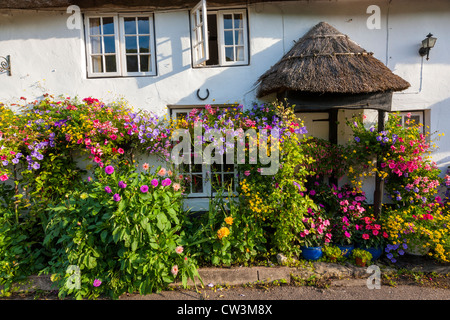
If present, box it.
[120,283,450,300]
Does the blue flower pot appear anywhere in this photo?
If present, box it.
[301,246,323,261]
[365,247,383,260]
[336,244,355,258]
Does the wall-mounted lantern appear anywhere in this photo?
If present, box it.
[0,55,11,76]
[419,33,437,60]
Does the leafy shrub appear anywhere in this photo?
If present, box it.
[42,162,200,299]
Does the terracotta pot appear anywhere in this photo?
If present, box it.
[355,257,366,267]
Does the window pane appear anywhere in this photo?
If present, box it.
[102,17,115,35]
[126,55,139,72]
[139,36,150,53]
[236,46,244,61]
[192,174,203,193]
[223,14,232,29]
[125,36,138,53]
[89,18,101,35]
[90,36,102,54]
[124,17,137,34]
[103,36,116,53]
[225,47,234,61]
[92,56,103,73]
[234,13,243,28]
[140,55,150,72]
[105,55,117,72]
[224,31,233,45]
[235,30,243,45]
[138,17,150,34]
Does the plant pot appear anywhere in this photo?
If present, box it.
[355,257,366,267]
[336,244,354,258]
[301,246,323,261]
[365,247,383,260]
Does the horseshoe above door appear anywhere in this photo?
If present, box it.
[197,88,210,101]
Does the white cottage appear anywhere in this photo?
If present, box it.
[0,0,449,209]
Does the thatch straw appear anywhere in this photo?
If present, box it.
[256,21,410,98]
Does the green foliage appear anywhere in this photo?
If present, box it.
[42,162,201,299]
[183,184,267,267]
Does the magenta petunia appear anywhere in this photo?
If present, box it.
[161,178,172,187]
[105,186,112,194]
[140,185,149,193]
[93,279,102,287]
[113,193,121,202]
[151,179,159,187]
[118,181,127,188]
[105,165,114,175]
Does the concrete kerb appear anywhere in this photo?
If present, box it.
[1,262,399,293]
[3,258,450,293]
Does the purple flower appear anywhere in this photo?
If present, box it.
[161,178,172,187]
[354,137,360,143]
[2,160,8,166]
[113,193,121,202]
[105,186,112,193]
[32,162,40,170]
[151,179,159,187]
[140,185,149,193]
[105,165,114,175]
[93,279,102,287]
[118,181,127,188]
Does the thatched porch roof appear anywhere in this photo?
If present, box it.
[256,21,410,98]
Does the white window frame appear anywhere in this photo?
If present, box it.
[190,0,209,67]
[85,14,121,77]
[119,14,157,77]
[84,13,156,78]
[399,111,424,133]
[190,2,249,67]
[170,108,238,199]
[217,9,249,66]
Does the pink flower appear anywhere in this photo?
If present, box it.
[162,178,172,187]
[171,265,179,276]
[105,165,114,175]
[362,234,370,240]
[93,279,102,287]
[0,174,8,181]
[173,183,181,191]
[117,148,124,154]
[372,230,379,236]
[344,231,351,238]
[158,168,167,176]
[143,163,149,171]
[244,170,250,176]
[151,179,159,187]
[140,185,149,193]
[175,246,184,254]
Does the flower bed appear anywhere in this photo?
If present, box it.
[1,96,449,299]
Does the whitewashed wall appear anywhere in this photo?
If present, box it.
[0,0,449,186]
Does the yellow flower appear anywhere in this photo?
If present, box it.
[224,216,233,225]
[217,227,230,240]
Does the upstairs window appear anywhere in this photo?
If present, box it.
[191,1,249,67]
[85,13,156,77]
